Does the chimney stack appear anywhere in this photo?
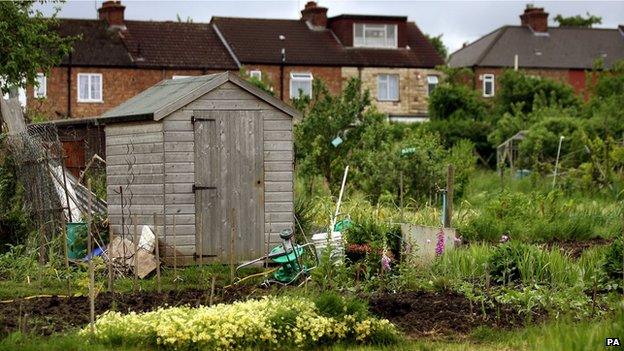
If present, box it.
[301,1,328,29]
[520,5,549,33]
[98,0,126,29]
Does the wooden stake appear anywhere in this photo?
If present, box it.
[444,165,455,228]
[209,275,216,306]
[173,214,178,290]
[153,213,161,293]
[230,208,236,284]
[108,229,114,294]
[133,214,139,292]
[400,171,404,222]
[87,180,95,333]
[62,223,71,296]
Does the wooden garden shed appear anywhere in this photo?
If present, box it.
[100,72,299,265]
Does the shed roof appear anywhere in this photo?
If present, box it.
[100,72,300,122]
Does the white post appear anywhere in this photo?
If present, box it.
[331,165,349,230]
[514,54,519,71]
[552,136,564,188]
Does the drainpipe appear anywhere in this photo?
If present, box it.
[67,52,72,118]
[280,48,286,100]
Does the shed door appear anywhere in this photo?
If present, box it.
[194,110,264,263]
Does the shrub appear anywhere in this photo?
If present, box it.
[84,296,399,350]
[496,70,579,116]
[428,83,487,121]
[603,235,623,283]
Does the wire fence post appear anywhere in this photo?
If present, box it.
[153,213,161,293]
[133,214,139,292]
[87,179,95,334]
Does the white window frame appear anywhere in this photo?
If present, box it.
[34,73,46,98]
[172,75,191,79]
[77,73,103,103]
[353,23,398,48]
[482,74,495,97]
[377,74,399,102]
[426,75,439,96]
[289,72,313,99]
[249,70,262,80]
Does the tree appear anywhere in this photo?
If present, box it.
[0,1,75,94]
[495,70,579,116]
[554,13,602,27]
[293,78,385,189]
[424,33,448,60]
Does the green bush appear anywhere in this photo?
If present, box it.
[603,235,623,283]
[496,70,579,116]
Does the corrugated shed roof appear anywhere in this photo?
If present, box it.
[101,72,300,121]
[449,26,624,69]
[101,74,221,119]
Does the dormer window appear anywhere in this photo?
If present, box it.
[353,23,397,48]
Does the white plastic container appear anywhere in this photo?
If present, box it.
[312,231,344,263]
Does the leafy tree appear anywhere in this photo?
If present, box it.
[426,82,492,162]
[424,33,448,60]
[495,70,579,116]
[293,78,385,189]
[240,68,275,96]
[428,83,487,121]
[518,116,588,169]
[0,1,75,94]
[554,13,601,27]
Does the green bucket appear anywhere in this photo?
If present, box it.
[67,222,88,259]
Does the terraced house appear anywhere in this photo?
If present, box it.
[449,5,624,98]
[26,0,443,123]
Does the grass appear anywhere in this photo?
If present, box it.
[0,264,261,300]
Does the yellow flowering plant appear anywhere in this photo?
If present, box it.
[83,295,399,350]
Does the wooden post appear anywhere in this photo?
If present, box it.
[107,228,114,294]
[133,214,139,292]
[444,165,454,228]
[230,208,236,284]
[172,213,178,290]
[198,191,203,266]
[62,223,71,296]
[153,213,161,293]
[399,171,404,222]
[209,275,216,306]
[87,180,95,333]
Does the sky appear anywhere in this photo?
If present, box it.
[36,0,624,53]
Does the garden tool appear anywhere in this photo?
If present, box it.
[234,228,318,286]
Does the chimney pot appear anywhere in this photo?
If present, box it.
[520,5,549,33]
[98,0,126,29]
[301,1,328,29]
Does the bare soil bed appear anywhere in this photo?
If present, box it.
[368,290,531,337]
[0,285,260,336]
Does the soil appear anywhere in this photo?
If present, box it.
[545,237,612,258]
[0,285,261,336]
[368,290,531,337]
[1,287,538,338]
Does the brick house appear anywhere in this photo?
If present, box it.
[27,0,443,122]
[213,1,444,122]
[26,1,238,119]
[448,6,624,98]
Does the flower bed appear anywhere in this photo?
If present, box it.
[83,295,398,349]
